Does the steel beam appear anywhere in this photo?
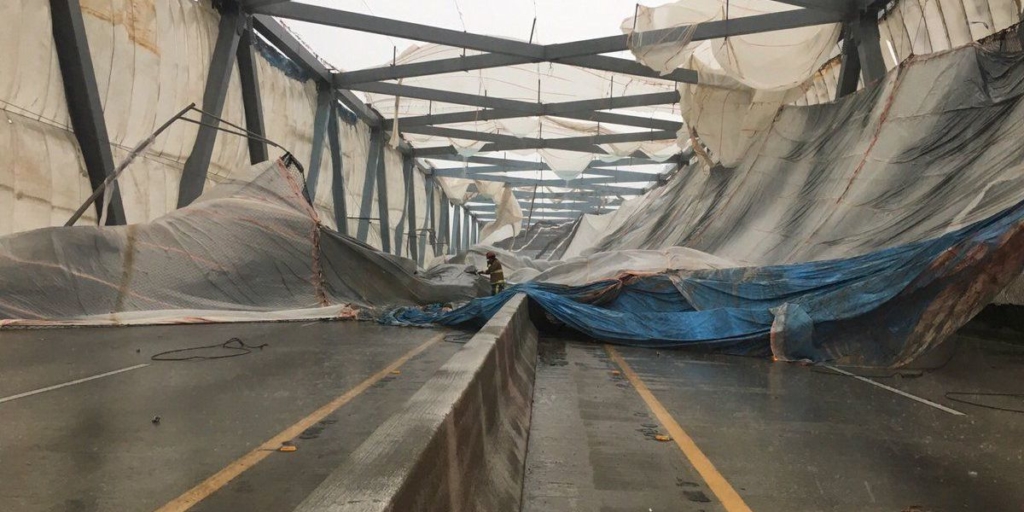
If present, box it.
[439,190,451,255]
[394,108,682,132]
[420,175,434,262]
[509,190,642,200]
[469,208,584,220]
[462,209,471,250]
[327,101,348,234]
[375,130,391,254]
[306,83,332,200]
[415,144,647,159]
[422,153,674,168]
[547,8,846,59]
[178,4,243,207]
[255,2,545,59]
[345,81,679,116]
[435,173,624,188]
[835,22,861,99]
[251,15,381,127]
[335,52,697,86]
[50,0,126,225]
[432,166,664,183]
[472,199,618,210]
[855,13,886,84]
[264,3,842,79]
[451,204,462,255]
[400,156,419,261]
[236,25,269,164]
[405,125,676,154]
[356,129,381,243]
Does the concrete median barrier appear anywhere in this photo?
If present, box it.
[295,293,538,512]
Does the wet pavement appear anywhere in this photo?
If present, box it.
[0,321,456,512]
[524,333,1024,512]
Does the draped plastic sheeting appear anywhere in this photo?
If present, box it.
[389,198,1024,367]
[0,160,481,326]
[393,40,1024,365]
[0,0,445,268]
[622,0,841,166]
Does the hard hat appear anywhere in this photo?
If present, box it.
[485,251,496,259]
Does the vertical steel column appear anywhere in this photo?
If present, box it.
[451,204,462,255]
[856,13,886,85]
[327,103,348,234]
[49,0,126,225]
[356,128,380,243]
[420,175,434,263]
[835,22,861,99]
[236,23,268,164]
[178,3,243,207]
[462,209,471,250]
[402,157,419,264]
[375,135,392,254]
[439,191,450,256]
[306,83,332,201]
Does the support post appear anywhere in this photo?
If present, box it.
[402,157,419,265]
[306,82,332,200]
[327,102,348,234]
[451,205,462,255]
[855,12,886,85]
[421,175,434,263]
[356,129,380,243]
[375,135,392,254]
[178,3,243,207]
[439,191,450,256]
[835,22,861,99]
[236,23,268,164]
[49,0,126,225]
[462,209,471,251]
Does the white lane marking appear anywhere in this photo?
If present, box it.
[0,363,150,405]
[823,365,966,416]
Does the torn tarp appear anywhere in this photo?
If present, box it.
[386,195,1024,366]
[0,159,483,326]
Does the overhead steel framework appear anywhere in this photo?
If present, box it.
[51,0,882,243]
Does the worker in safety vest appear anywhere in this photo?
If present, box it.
[477,251,506,296]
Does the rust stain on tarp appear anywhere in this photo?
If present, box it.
[82,0,159,55]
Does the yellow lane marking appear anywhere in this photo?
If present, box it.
[154,333,443,512]
[605,345,753,512]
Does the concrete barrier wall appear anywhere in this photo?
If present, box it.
[295,293,538,512]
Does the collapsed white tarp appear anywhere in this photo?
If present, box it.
[0,0,444,267]
[622,0,841,167]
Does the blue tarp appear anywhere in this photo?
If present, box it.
[383,198,1024,365]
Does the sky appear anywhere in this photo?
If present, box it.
[284,0,652,72]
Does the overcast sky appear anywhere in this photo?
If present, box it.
[284,0,651,72]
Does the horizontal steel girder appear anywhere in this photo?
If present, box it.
[336,52,697,86]
[406,125,677,155]
[508,189,643,199]
[260,2,844,82]
[474,210,587,220]
[470,196,624,209]
[443,173,633,188]
[393,108,682,132]
[546,9,846,59]
[341,81,679,115]
[431,166,664,183]
[252,14,381,127]
[422,153,677,168]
